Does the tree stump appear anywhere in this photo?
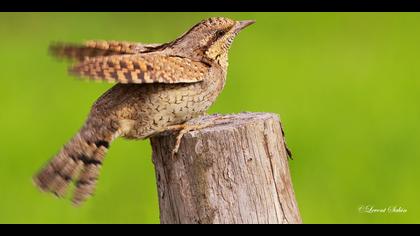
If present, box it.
[150,112,301,224]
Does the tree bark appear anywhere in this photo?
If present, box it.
[150,112,302,224]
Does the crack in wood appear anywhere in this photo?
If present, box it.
[151,112,301,224]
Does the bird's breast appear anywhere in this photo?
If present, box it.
[120,67,226,139]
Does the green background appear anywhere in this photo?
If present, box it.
[1,12,419,224]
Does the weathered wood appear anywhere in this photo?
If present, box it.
[150,112,301,224]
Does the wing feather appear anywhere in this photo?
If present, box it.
[69,54,208,84]
[49,40,161,61]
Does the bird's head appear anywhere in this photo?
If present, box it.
[169,17,255,65]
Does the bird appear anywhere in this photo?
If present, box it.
[33,17,256,205]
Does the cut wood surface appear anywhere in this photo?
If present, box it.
[151,112,301,224]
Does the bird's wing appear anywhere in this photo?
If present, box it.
[69,54,208,84]
[49,40,162,61]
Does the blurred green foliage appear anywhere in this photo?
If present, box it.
[0,12,419,224]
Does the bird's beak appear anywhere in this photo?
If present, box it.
[235,20,256,32]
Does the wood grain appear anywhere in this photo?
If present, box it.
[151,112,301,224]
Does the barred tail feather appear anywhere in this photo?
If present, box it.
[34,130,116,205]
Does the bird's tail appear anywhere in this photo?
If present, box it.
[33,124,120,205]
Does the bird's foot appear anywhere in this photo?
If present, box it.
[166,116,229,159]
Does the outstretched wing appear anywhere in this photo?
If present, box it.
[69,54,208,84]
[49,40,162,61]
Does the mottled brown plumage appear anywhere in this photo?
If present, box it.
[49,40,161,61]
[70,54,208,84]
[34,17,255,205]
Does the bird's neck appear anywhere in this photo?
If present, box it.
[215,53,229,70]
[162,35,230,69]
[207,54,229,95]
[164,46,229,73]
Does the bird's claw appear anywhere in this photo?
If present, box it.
[167,116,230,159]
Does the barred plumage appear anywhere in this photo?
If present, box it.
[34,126,116,205]
[49,40,161,62]
[34,17,255,205]
[69,54,208,84]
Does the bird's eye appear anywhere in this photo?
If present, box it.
[215,30,225,38]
